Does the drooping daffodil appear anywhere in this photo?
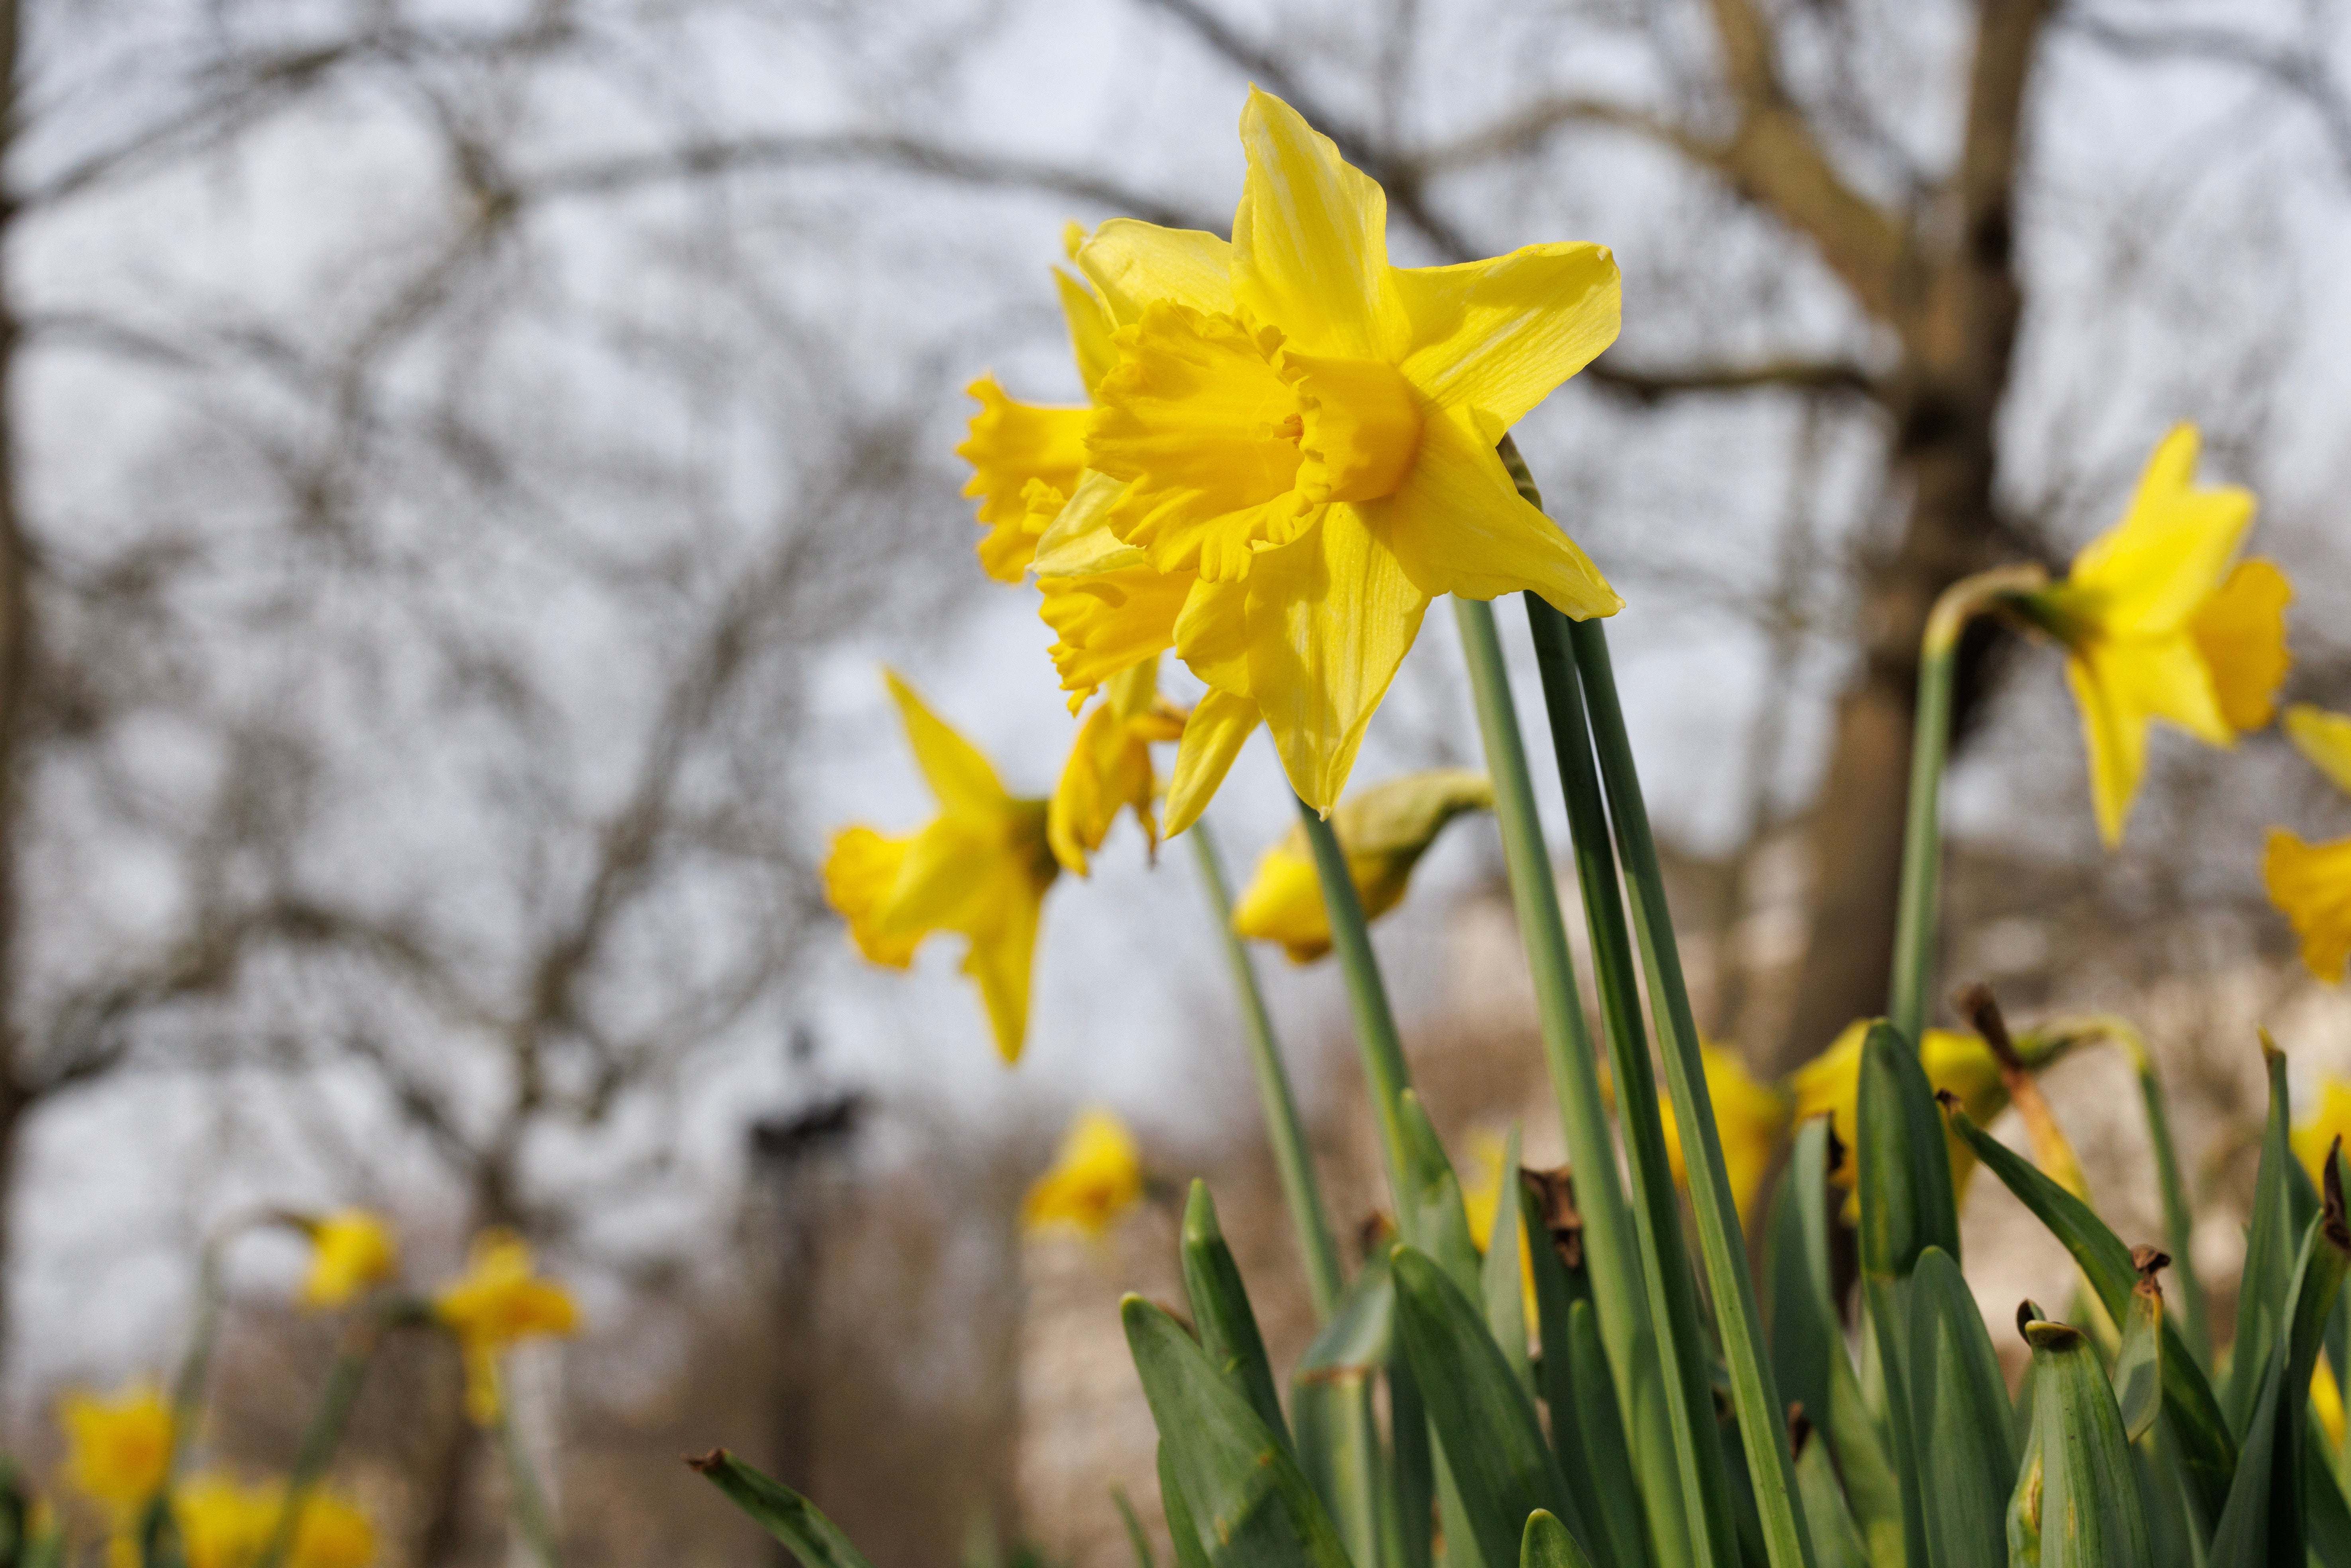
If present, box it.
[956,225,1120,582]
[1049,656,1186,876]
[1231,768,1494,961]
[298,1208,398,1311]
[2266,705,2351,983]
[1033,88,1622,825]
[1658,1043,1789,1225]
[2019,424,2289,845]
[432,1231,579,1426]
[823,671,1059,1060]
[1022,1109,1145,1238]
[59,1382,172,1517]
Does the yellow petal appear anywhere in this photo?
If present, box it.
[2068,424,2256,636]
[1231,88,1405,362]
[1054,267,1119,395]
[1245,507,1431,812]
[1023,1109,1144,1235]
[1380,404,1622,616]
[2292,1076,2351,1187]
[1048,684,1159,876]
[888,815,1015,936]
[965,874,1049,1062]
[1658,1043,1790,1225]
[1032,470,1146,577]
[884,670,1009,816]
[955,379,1089,582]
[2265,828,2351,983]
[1040,561,1191,708]
[823,826,920,967]
[2066,635,2229,847]
[2286,705,2351,797]
[1075,219,1236,325]
[1175,574,1253,696]
[301,1209,399,1310]
[1163,688,1259,837]
[1230,835,1329,961]
[2188,558,2292,732]
[1394,242,1622,428]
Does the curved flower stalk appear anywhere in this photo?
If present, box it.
[1022,1109,1144,1239]
[1229,767,1492,961]
[1037,87,1622,823]
[2020,424,2289,846]
[2266,705,2351,981]
[955,225,1120,582]
[1048,657,1186,874]
[432,1231,579,1427]
[823,671,1059,1060]
[296,1210,398,1312]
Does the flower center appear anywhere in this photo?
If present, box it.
[1288,351,1423,504]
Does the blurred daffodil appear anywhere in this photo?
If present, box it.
[2291,1073,2351,1187]
[822,672,1059,1060]
[1231,768,1494,962]
[299,1209,397,1311]
[2266,705,2351,983]
[1041,88,1620,819]
[433,1231,579,1426]
[2022,425,2286,845]
[957,228,1120,582]
[1049,657,1185,875]
[1787,1021,2016,1211]
[175,1476,374,1568]
[1023,1109,1144,1238]
[1659,1043,1789,1225]
[60,1383,171,1516]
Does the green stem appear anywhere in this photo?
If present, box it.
[1295,794,1416,1210]
[1887,564,2050,1044]
[1189,817,1345,1321]
[496,1395,561,1568]
[1454,589,1686,1568]
[1567,615,1816,1568]
[255,1335,378,1568]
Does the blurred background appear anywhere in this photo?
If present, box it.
[5,0,2351,1564]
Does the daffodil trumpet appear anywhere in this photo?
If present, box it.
[1187,819,1342,1317]
[1886,562,2053,1045]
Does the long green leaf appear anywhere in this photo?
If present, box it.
[1521,1512,1595,1568]
[1392,1247,1606,1568]
[1763,1117,1837,1438]
[2112,1257,2166,1445]
[1790,1419,1866,1568]
[2226,1044,2308,1437]
[1522,1170,1647,1568]
[1949,1107,2235,1519]
[1398,1090,1481,1298]
[1295,1242,1399,1568]
[1116,1488,1160,1568]
[1390,1352,1435,1568]
[1182,1181,1292,1451]
[1162,1446,1216,1568]
[690,1450,876,1568]
[1854,1021,1959,1280]
[1123,1296,1355,1568]
[1904,1247,2016,1568]
[2018,1317,2153,1568]
[1483,1125,1533,1396]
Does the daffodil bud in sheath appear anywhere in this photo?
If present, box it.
[1230,768,1493,962]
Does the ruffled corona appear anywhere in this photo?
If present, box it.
[1048,659,1185,874]
[957,378,1088,582]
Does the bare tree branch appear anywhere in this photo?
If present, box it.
[1584,354,1884,403]
[2060,10,2351,174]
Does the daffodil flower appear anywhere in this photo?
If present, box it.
[2023,424,2289,845]
[1049,656,1186,876]
[822,671,1059,1059]
[59,1383,172,1517]
[1230,768,1493,961]
[2292,1071,2351,1186]
[298,1208,398,1311]
[1787,1021,2014,1211]
[432,1231,579,1426]
[1040,88,1620,821]
[2265,704,2351,982]
[1022,1109,1144,1238]
[175,1476,374,1568]
[956,227,1120,582]
[1658,1044,1789,1225]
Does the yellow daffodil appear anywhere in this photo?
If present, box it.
[1049,657,1186,875]
[2266,705,2351,983]
[1658,1043,1789,1225]
[956,227,1120,582]
[298,1209,397,1311]
[432,1231,579,1426]
[2025,425,2287,844]
[1022,1109,1144,1238]
[2292,1074,2351,1187]
[175,1476,373,1568]
[1230,768,1493,961]
[822,671,1059,1060]
[1037,88,1621,823]
[1787,1021,2014,1211]
[59,1383,171,1515]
